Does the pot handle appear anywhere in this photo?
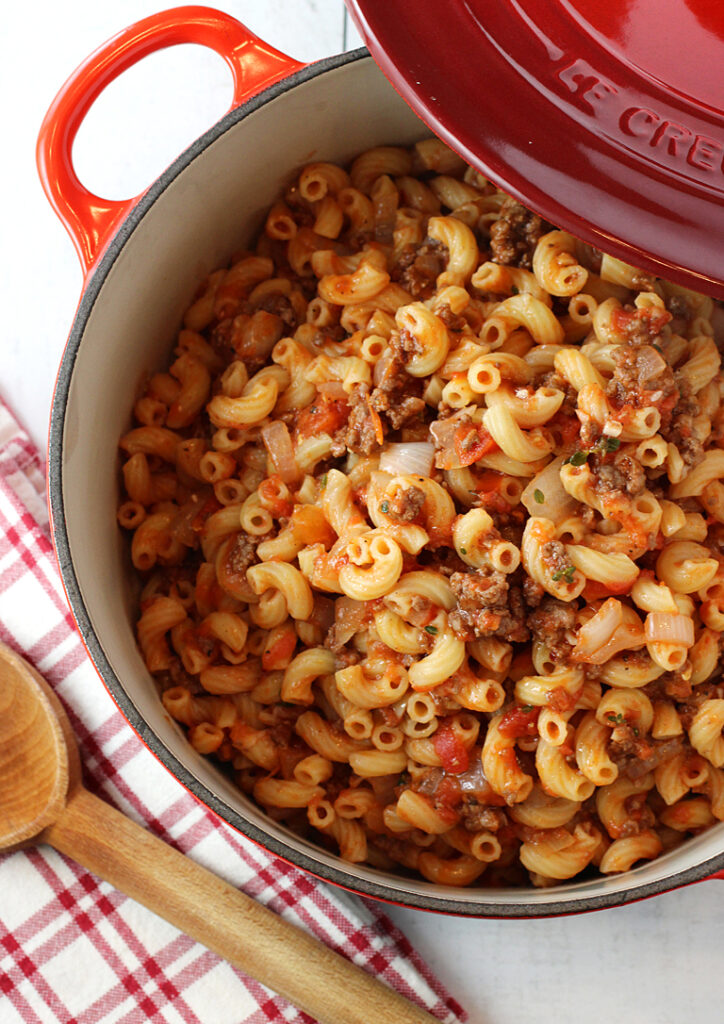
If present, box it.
[36,5,305,276]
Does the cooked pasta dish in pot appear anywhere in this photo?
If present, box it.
[118,137,724,887]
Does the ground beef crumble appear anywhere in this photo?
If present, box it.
[391,327,424,365]
[618,794,657,838]
[229,310,286,372]
[156,657,203,694]
[539,540,575,580]
[589,449,647,498]
[368,356,426,430]
[642,669,696,704]
[226,533,259,576]
[662,377,705,469]
[399,593,439,628]
[392,238,448,299]
[522,576,545,608]
[460,803,508,833]
[537,370,578,418]
[606,343,679,417]
[437,302,467,332]
[610,306,671,347]
[448,569,529,642]
[386,484,426,522]
[254,292,298,332]
[527,598,577,661]
[666,293,691,320]
[489,197,548,269]
[607,729,683,781]
[337,384,383,456]
[677,681,724,730]
[421,548,470,578]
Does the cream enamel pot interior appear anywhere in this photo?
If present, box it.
[41,6,724,916]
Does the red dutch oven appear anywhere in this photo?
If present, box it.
[39,4,724,917]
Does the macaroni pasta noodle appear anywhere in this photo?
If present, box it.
[119,140,724,888]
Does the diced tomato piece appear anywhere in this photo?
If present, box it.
[434,775,463,809]
[482,493,512,516]
[290,505,337,546]
[262,628,297,670]
[469,469,512,513]
[549,411,581,449]
[427,521,453,549]
[583,578,635,601]
[497,705,540,739]
[432,725,470,775]
[453,423,499,467]
[611,305,672,339]
[296,397,350,439]
[547,685,580,714]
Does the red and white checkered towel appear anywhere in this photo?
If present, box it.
[0,398,466,1024]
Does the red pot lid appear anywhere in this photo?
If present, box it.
[346,0,724,298]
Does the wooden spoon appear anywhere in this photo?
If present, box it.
[0,642,440,1024]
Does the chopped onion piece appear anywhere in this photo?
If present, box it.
[573,602,646,664]
[378,442,434,478]
[333,596,366,646]
[429,416,460,453]
[636,345,667,382]
[171,497,206,547]
[572,599,623,661]
[521,456,577,520]
[645,612,695,647]
[373,351,394,387]
[261,420,299,484]
[316,380,348,401]
[585,622,647,665]
[429,410,477,471]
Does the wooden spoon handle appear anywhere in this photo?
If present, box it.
[45,788,439,1024]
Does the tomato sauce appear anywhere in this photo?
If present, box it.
[497,705,540,739]
[434,775,464,809]
[257,475,293,518]
[262,628,297,670]
[549,410,581,449]
[290,505,337,546]
[583,578,635,601]
[433,725,470,774]
[295,397,349,438]
[610,305,671,339]
[453,422,499,467]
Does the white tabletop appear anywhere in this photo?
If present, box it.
[2,3,720,1021]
